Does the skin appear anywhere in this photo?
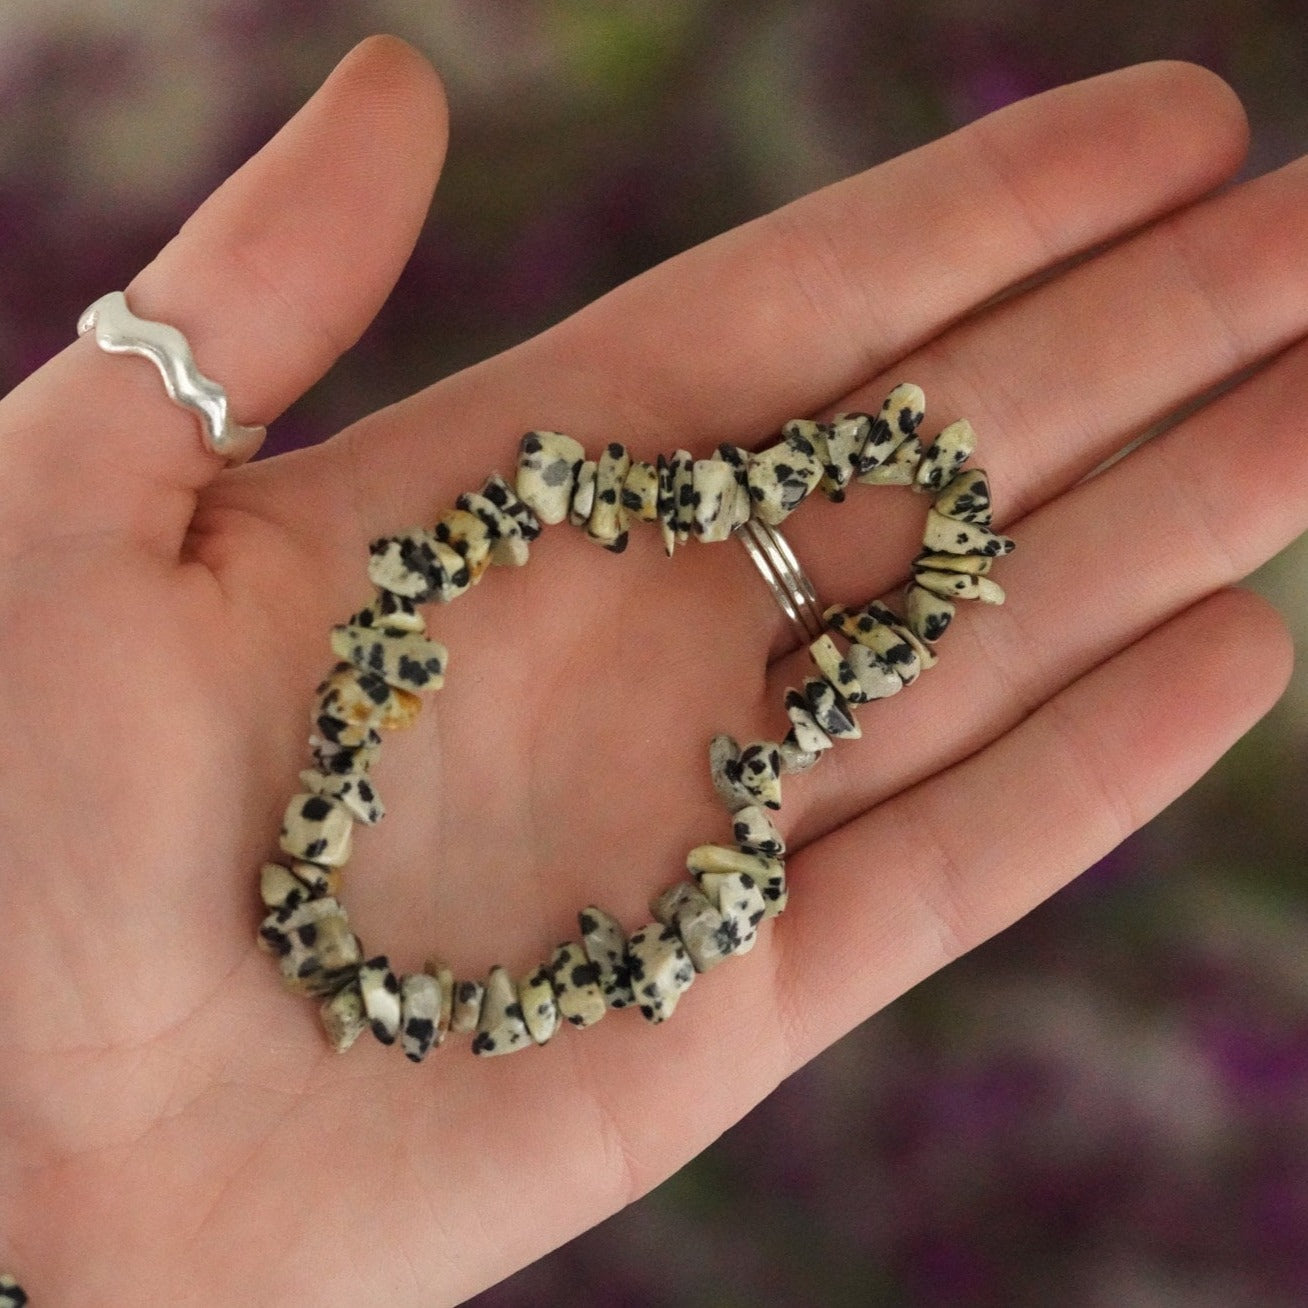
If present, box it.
[0,34,1301,1304]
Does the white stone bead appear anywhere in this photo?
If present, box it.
[732,804,786,858]
[480,471,542,542]
[809,633,866,704]
[457,486,531,567]
[857,382,925,472]
[279,793,353,866]
[816,413,869,499]
[923,507,1014,557]
[709,733,754,812]
[260,860,309,910]
[626,923,696,1023]
[696,868,768,949]
[519,964,561,1044]
[329,625,448,694]
[400,972,442,1062]
[568,459,598,526]
[656,453,678,556]
[746,426,824,525]
[449,978,485,1034]
[622,459,661,522]
[515,430,586,525]
[548,941,607,1028]
[580,905,634,1008]
[905,583,955,644]
[587,442,632,551]
[914,418,976,492]
[0,1275,27,1308]
[298,768,385,825]
[935,466,993,524]
[856,434,922,485]
[312,664,392,748]
[473,966,533,1056]
[652,880,734,972]
[320,981,368,1053]
[914,549,993,575]
[688,844,787,921]
[736,741,783,810]
[422,957,456,1048]
[803,676,861,739]
[433,506,494,583]
[358,955,402,1046]
[691,458,744,542]
[349,590,426,633]
[845,644,905,699]
[784,688,834,753]
[779,737,821,773]
[669,448,697,543]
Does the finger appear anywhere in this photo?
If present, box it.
[754,148,1308,658]
[290,60,1246,538]
[0,36,445,556]
[772,586,1292,1066]
[764,330,1308,845]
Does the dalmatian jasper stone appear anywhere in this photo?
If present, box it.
[669,447,697,544]
[298,767,385,825]
[320,980,368,1052]
[622,459,661,522]
[279,793,353,866]
[732,805,785,858]
[844,644,906,699]
[691,457,745,543]
[802,676,861,740]
[519,964,561,1044]
[449,978,485,1034]
[715,442,754,523]
[423,957,456,1047]
[349,589,426,633]
[816,412,869,499]
[314,663,397,747]
[400,972,443,1062]
[694,868,768,951]
[472,966,532,1056]
[260,860,311,910]
[515,430,586,525]
[708,733,753,812]
[857,381,925,473]
[746,426,824,525]
[736,741,783,810]
[923,507,1015,557]
[330,624,448,694]
[480,470,542,543]
[579,905,634,1008]
[652,881,735,972]
[779,735,821,774]
[588,442,632,551]
[277,908,361,995]
[433,506,494,582]
[258,892,339,954]
[311,733,381,778]
[457,485,531,567]
[359,955,403,1045]
[856,433,923,485]
[367,530,471,603]
[865,599,939,670]
[655,452,677,556]
[914,569,1006,605]
[808,633,867,705]
[549,941,608,1027]
[904,582,955,643]
[824,605,923,684]
[783,688,834,753]
[914,549,993,575]
[626,923,696,1023]
[0,1274,28,1306]
[915,418,976,493]
[568,459,598,526]
[687,845,787,921]
[935,467,993,524]
[289,859,341,900]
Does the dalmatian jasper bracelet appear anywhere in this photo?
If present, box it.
[257,382,1015,1059]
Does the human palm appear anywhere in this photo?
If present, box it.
[1,36,1302,1305]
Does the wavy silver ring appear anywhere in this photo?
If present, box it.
[77,290,265,465]
[736,517,826,643]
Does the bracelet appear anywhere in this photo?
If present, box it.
[257,382,1014,1059]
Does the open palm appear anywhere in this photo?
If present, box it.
[1,37,1302,1305]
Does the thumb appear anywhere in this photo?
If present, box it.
[0,34,446,557]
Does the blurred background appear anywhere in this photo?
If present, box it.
[3,1,1308,1303]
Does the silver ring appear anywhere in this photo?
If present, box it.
[77,290,265,465]
[736,517,826,642]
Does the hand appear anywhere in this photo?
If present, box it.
[0,36,1297,1305]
